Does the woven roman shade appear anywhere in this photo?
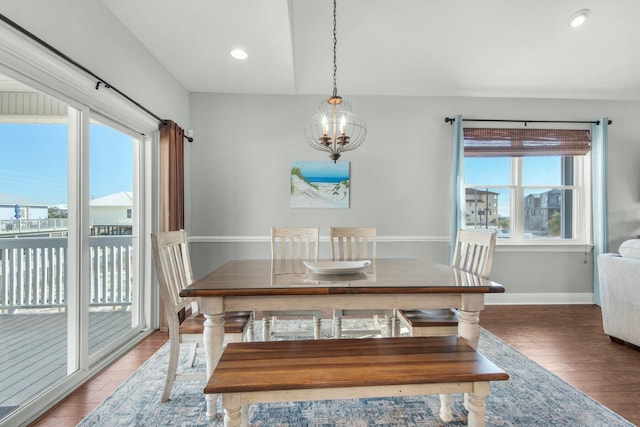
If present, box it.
[464,128,591,157]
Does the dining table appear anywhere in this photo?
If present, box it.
[180,257,506,417]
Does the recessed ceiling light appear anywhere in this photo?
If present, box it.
[230,49,248,60]
[569,9,590,28]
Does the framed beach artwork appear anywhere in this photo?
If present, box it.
[290,161,350,208]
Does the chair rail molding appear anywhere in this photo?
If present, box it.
[187,236,590,253]
[188,235,450,244]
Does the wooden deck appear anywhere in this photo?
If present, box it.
[0,311,132,409]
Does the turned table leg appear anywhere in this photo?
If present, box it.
[202,298,225,418]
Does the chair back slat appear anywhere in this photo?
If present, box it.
[271,227,319,273]
[452,229,496,279]
[330,227,376,261]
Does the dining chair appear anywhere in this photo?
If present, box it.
[151,230,254,402]
[397,229,497,336]
[263,226,323,340]
[330,226,395,338]
[396,228,497,421]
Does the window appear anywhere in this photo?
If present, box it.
[463,128,591,243]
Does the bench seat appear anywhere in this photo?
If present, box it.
[205,335,508,427]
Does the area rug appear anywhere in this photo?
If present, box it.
[78,320,634,426]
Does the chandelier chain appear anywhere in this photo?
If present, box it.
[332,0,338,98]
[304,0,366,162]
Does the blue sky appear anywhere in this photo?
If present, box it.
[0,123,133,205]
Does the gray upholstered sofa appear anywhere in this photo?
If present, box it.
[597,239,640,347]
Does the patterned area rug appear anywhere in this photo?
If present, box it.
[78,320,633,426]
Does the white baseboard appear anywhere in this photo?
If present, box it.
[485,293,595,305]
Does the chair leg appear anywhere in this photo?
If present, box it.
[263,316,272,341]
[383,312,394,337]
[162,334,180,402]
[313,315,321,339]
[187,342,198,367]
[392,309,401,337]
[246,317,254,342]
[439,393,454,422]
[333,310,343,338]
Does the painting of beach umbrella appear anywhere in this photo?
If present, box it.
[290,161,350,208]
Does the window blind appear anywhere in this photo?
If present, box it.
[464,128,591,157]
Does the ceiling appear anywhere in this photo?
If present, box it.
[92,1,640,100]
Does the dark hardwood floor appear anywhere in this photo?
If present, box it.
[30,305,640,426]
[481,305,640,426]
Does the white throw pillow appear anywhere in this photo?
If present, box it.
[618,239,640,259]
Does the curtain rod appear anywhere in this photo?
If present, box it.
[0,13,194,142]
[444,117,613,126]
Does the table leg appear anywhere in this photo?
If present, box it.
[457,299,482,417]
[458,309,480,349]
[442,296,483,420]
[203,311,225,417]
[439,310,479,421]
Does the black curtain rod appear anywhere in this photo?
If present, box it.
[444,117,613,126]
[0,13,194,142]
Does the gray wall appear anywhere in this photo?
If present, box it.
[188,93,640,302]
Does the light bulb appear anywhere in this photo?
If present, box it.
[569,9,590,28]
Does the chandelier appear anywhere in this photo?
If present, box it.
[304,0,366,162]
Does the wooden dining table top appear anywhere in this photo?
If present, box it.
[180,258,505,298]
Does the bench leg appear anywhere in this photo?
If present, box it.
[438,393,454,422]
[466,382,490,427]
[222,394,244,427]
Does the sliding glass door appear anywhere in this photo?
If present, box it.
[0,88,71,419]
[0,74,148,424]
[88,118,143,358]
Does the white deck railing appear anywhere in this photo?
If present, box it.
[0,236,133,311]
[0,218,68,234]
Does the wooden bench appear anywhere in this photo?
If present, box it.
[205,336,509,427]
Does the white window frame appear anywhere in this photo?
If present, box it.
[465,154,592,246]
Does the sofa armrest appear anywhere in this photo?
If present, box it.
[597,253,640,346]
